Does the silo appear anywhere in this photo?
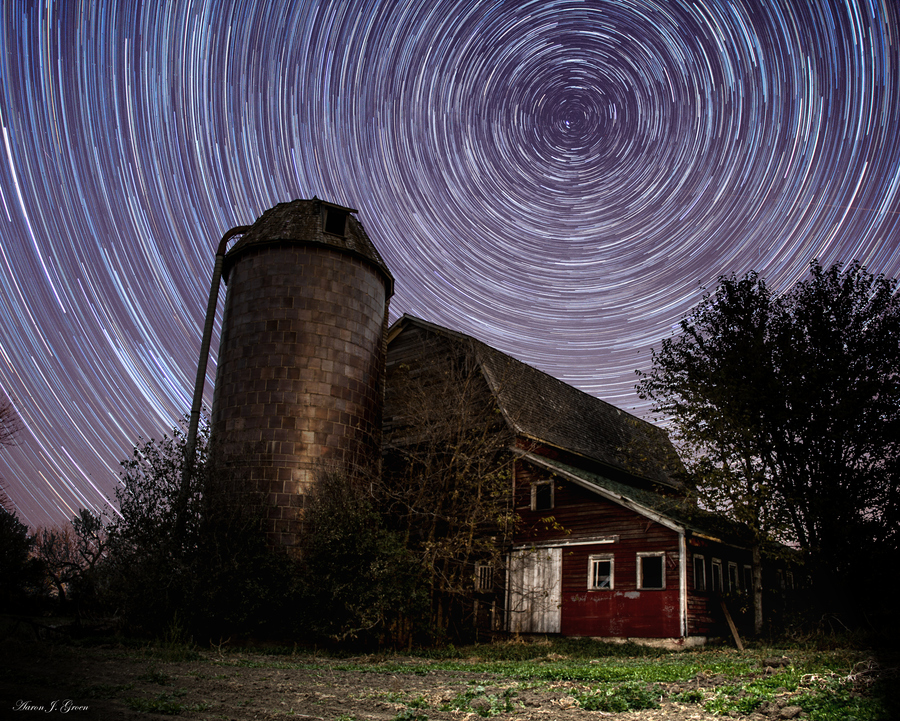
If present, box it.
[209,198,393,549]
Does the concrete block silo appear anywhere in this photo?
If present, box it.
[208,198,393,549]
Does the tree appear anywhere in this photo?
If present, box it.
[296,465,425,645]
[0,506,42,611]
[95,417,299,639]
[637,272,782,632]
[637,261,900,626]
[33,509,108,609]
[381,331,519,641]
[0,393,23,511]
[766,262,900,618]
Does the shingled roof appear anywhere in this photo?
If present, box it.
[387,315,683,489]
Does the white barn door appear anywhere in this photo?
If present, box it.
[507,548,561,633]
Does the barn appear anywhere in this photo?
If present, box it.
[385,315,776,642]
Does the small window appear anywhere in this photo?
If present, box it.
[323,207,347,236]
[475,563,494,592]
[588,554,614,590]
[637,553,665,590]
[711,559,723,592]
[531,481,553,511]
[693,554,706,591]
[728,562,739,592]
[742,565,753,593]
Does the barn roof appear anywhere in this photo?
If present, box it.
[387,315,683,490]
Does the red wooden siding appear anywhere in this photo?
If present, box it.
[513,458,682,638]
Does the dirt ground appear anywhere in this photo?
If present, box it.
[1,627,804,721]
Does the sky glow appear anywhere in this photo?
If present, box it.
[1,0,898,528]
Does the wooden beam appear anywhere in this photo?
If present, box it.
[719,597,744,651]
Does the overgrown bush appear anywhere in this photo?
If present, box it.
[296,467,426,646]
[77,419,301,640]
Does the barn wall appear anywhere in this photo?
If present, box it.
[686,537,754,636]
[514,459,682,638]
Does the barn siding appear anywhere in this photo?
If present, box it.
[513,458,683,638]
[686,537,754,636]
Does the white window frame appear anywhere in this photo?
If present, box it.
[693,554,706,591]
[727,562,739,592]
[637,552,666,590]
[475,563,494,592]
[711,558,723,592]
[588,554,614,590]
[742,564,753,593]
[530,480,554,511]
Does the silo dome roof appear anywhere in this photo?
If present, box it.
[223,198,393,295]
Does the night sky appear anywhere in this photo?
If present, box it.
[1,0,898,529]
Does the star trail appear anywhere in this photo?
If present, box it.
[1,0,898,529]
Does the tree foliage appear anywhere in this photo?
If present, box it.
[381,334,518,641]
[82,418,299,639]
[0,506,42,611]
[637,261,899,622]
[296,466,425,645]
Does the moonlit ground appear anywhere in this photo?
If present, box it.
[1,0,898,528]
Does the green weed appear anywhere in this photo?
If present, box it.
[391,708,427,721]
[572,681,661,712]
[440,683,518,717]
[670,688,704,703]
[124,690,210,715]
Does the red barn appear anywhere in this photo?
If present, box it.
[385,315,782,642]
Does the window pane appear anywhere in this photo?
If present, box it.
[641,555,664,589]
[693,556,706,591]
[591,560,611,589]
[533,483,552,511]
[588,555,613,590]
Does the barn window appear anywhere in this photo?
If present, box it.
[693,554,706,591]
[475,563,494,592]
[742,565,752,592]
[637,552,665,590]
[531,481,554,511]
[588,554,614,590]
[711,558,723,592]
[728,562,739,592]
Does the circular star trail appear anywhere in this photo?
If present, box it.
[1,0,898,528]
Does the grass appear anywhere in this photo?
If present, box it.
[16,630,892,719]
[326,637,889,719]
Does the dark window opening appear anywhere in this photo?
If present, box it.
[324,208,347,236]
[711,559,723,592]
[728,562,739,592]
[531,482,553,511]
[693,555,706,591]
[639,554,665,590]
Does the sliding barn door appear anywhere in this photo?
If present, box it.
[507,548,561,633]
